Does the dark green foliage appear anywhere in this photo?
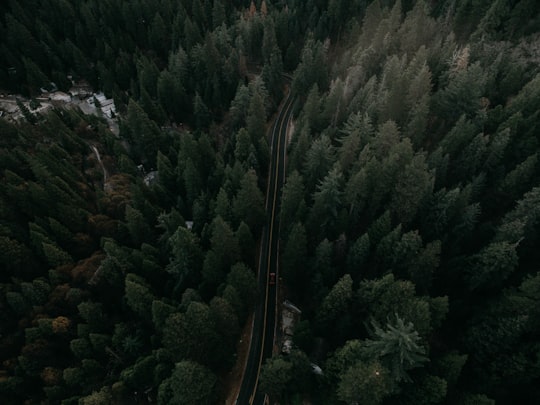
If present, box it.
[280,171,307,237]
[124,274,156,321]
[346,233,371,276]
[120,354,157,390]
[233,169,265,233]
[1,1,540,404]
[162,301,225,369]
[466,241,519,291]
[166,225,203,293]
[236,221,255,268]
[226,262,257,314]
[292,35,329,96]
[337,360,393,405]
[124,99,163,166]
[281,222,308,291]
[258,356,293,401]
[365,315,428,383]
[157,360,217,405]
[316,274,353,329]
[303,135,335,192]
[308,166,345,241]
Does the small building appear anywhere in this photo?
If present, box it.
[87,92,116,118]
[49,91,71,103]
[100,98,116,118]
[93,92,107,105]
[311,363,323,375]
[143,170,159,187]
[69,82,93,99]
[281,300,302,354]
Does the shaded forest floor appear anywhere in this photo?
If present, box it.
[224,312,254,404]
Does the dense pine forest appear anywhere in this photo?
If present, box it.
[1,0,540,404]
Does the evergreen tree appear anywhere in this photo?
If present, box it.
[157,360,217,405]
[282,222,308,291]
[246,86,267,142]
[308,166,344,240]
[337,360,393,405]
[258,356,293,402]
[163,302,221,366]
[233,169,265,232]
[365,315,428,383]
[466,241,519,291]
[125,99,162,165]
[167,225,203,292]
[316,274,353,328]
[280,171,307,237]
[124,274,155,321]
[193,92,211,129]
[303,135,335,192]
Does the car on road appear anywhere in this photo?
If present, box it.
[269,272,276,285]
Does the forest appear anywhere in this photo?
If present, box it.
[1,0,540,404]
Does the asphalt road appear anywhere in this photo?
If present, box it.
[236,91,294,405]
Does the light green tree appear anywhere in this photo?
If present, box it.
[365,315,428,383]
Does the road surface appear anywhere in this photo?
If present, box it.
[236,91,294,405]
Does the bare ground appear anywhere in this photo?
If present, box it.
[222,312,255,404]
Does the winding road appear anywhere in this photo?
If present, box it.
[236,91,294,405]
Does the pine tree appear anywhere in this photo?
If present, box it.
[316,274,353,327]
[226,262,257,311]
[157,360,217,405]
[280,171,307,237]
[246,87,267,142]
[167,225,203,292]
[308,166,343,240]
[233,169,265,232]
[466,241,519,291]
[124,274,155,321]
[124,205,152,247]
[258,356,293,402]
[234,128,252,165]
[282,222,308,290]
[125,99,162,165]
[365,315,428,383]
[346,233,371,275]
[303,135,335,192]
[337,360,393,405]
[390,153,434,224]
[214,187,232,222]
[193,92,211,129]
[163,302,221,367]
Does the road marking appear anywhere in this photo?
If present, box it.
[249,94,293,404]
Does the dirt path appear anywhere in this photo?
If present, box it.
[223,312,254,404]
[90,145,108,185]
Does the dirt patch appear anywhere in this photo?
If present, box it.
[287,119,295,146]
[222,312,255,405]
